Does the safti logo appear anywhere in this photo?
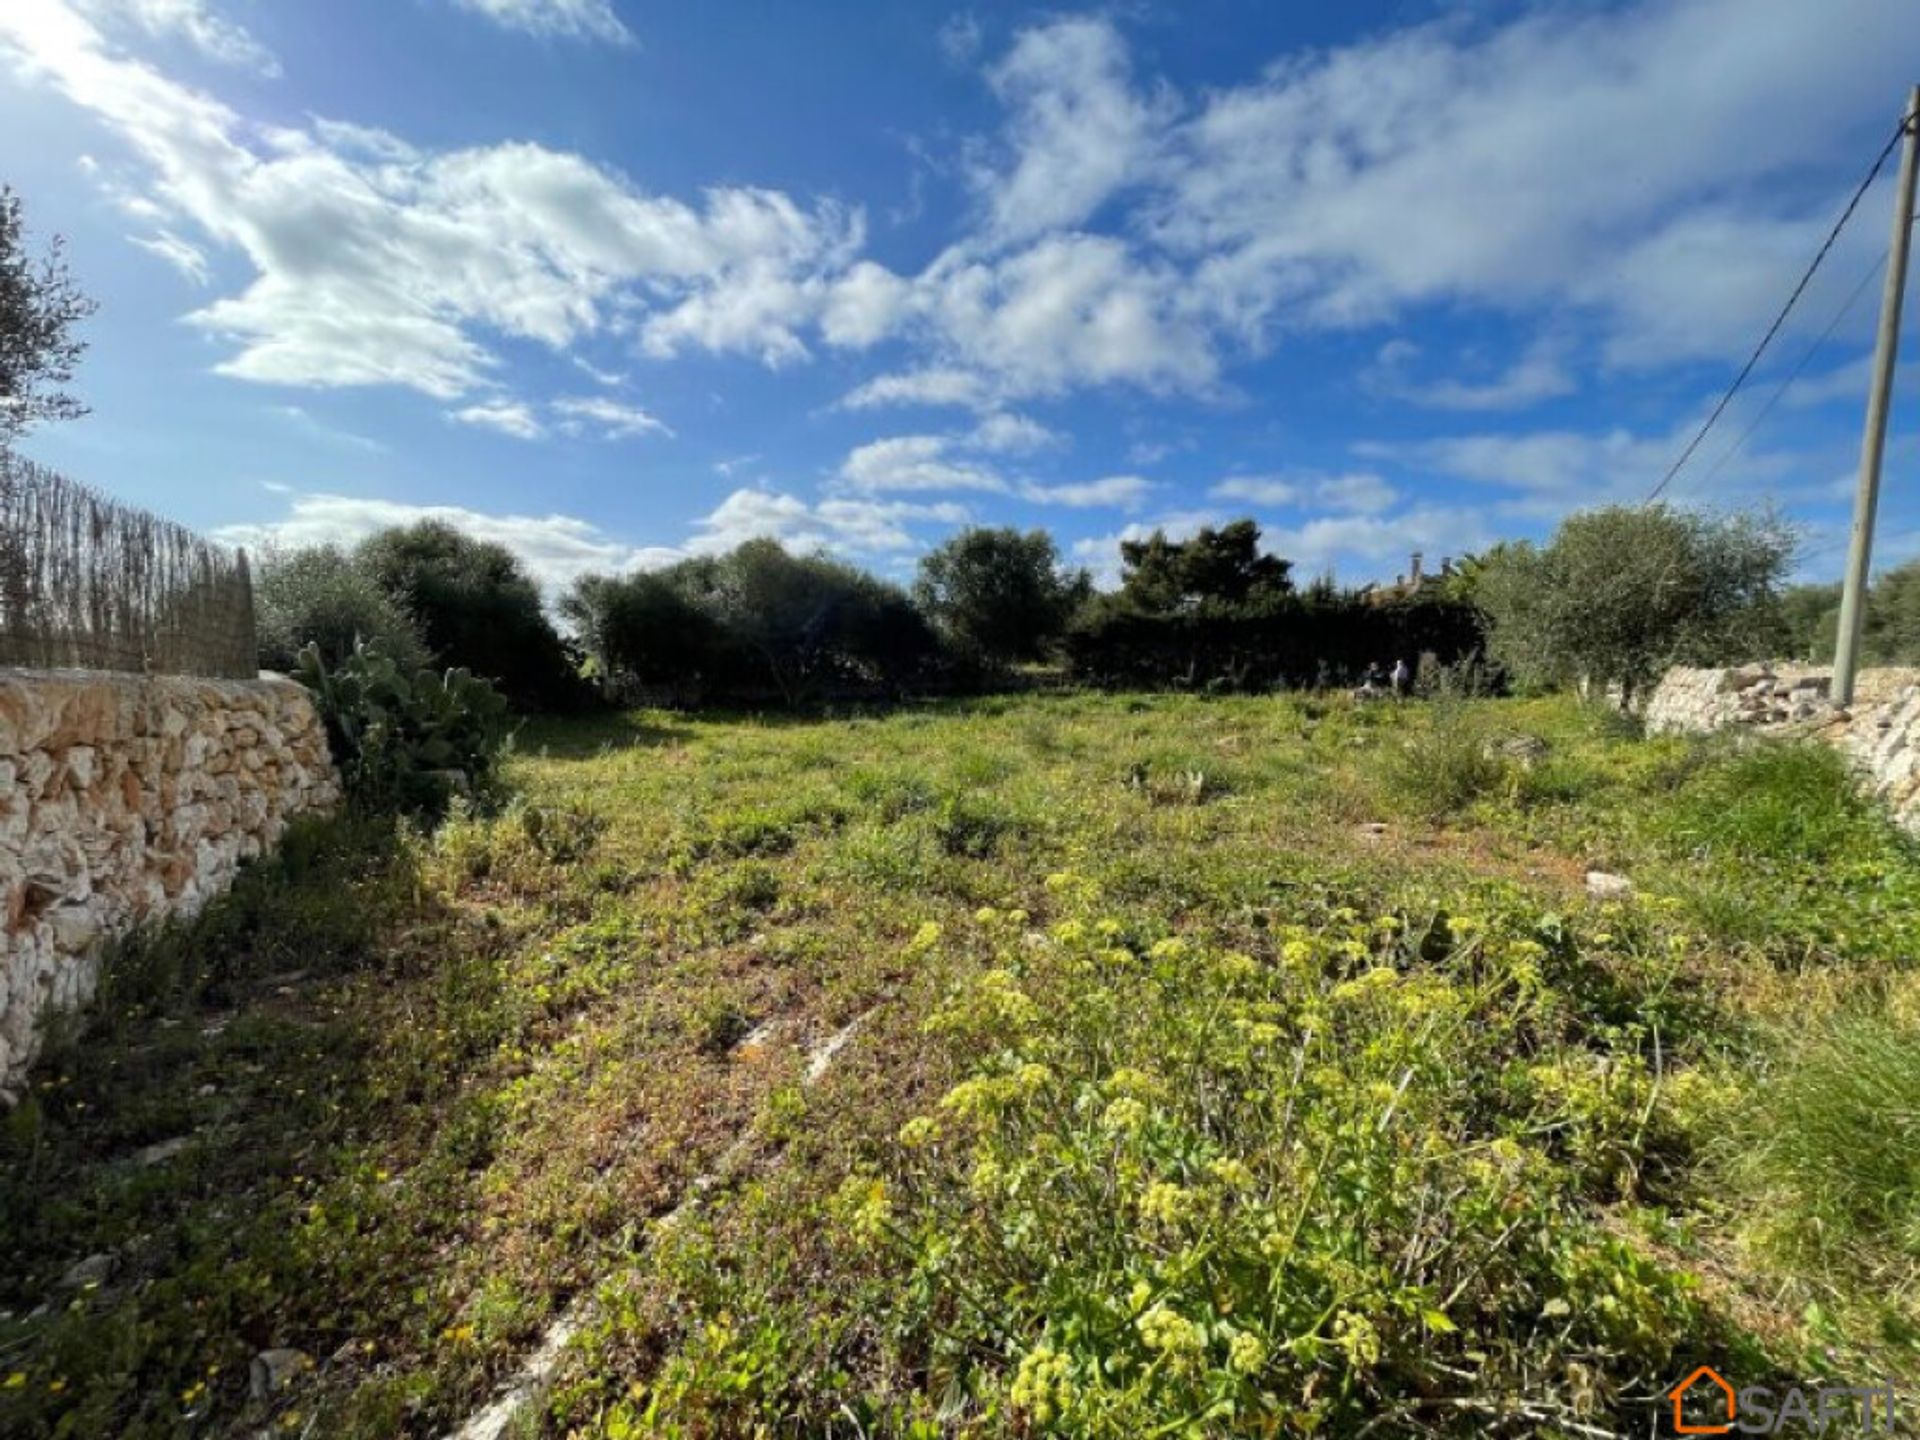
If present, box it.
[1667,1366,1899,1434]
[1671,1367,1736,1434]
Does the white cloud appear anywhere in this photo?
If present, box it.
[12,0,1910,466]
[272,403,386,453]
[820,260,912,348]
[1022,474,1151,509]
[80,0,278,75]
[809,1,1910,405]
[451,400,545,440]
[1127,437,1196,467]
[1209,475,1296,507]
[838,434,1008,494]
[908,232,1217,398]
[214,491,659,591]
[841,367,996,412]
[1366,337,1576,411]
[552,394,671,439]
[828,239,1216,407]
[639,255,838,366]
[974,17,1168,245]
[1210,471,1398,513]
[1149,0,1910,362]
[969,411,1060,453]
[937,11,982,66]
[128,226,208,283]
[571,356,628,387]
[0,2,858,398]
[448,0,633,46]
[448,394,669,441]
[1366,419,1803,516]
[1255,508,1495,583]
[1314,472,1398,514]
[689,488,967,556]
[815,497,970,554]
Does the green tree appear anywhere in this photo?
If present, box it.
[0,187,95,445]
[354,521,585,712]
[913,527,1090,665]
[1115,519,1293,614]
[255,545,430,675]
[1775,581,1840,663]
[560,569,723,696]
[702,539,934,701]
[1476,505,1794,706]
[1862,558,1920,663]
[1433,547,1505,606]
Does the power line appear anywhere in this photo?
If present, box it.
[1679,247,1889,496]
[1645,109,1917,505]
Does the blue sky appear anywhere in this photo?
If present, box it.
[2,0,1918,594]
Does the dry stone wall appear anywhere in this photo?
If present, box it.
[1645,663,1920,833]
[1,670,339,1099]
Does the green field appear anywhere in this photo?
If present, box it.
[7,692,1920,1437]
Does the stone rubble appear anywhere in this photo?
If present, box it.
[1,670,339,1100]
[1585,871,1635,901]
[1644,663,1920,834]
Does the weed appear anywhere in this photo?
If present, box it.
[929,792,1021,858]
[8,691,1919,1436]
[1378,700,1510,819]
[1660,741,1873,867]
[1725,1009,1920,1258]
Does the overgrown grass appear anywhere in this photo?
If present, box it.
[1727,1009,1920,1258]
[1377,698,1512,819]
[4,691,1918,1437]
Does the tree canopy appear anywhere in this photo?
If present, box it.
[565,540,936,703]
[0,186,95,445]
[255,544,431,675]
[1475,505,1794,703]
[1114,520,1293,614]
[914,527,1090,665]
[353,520,586,711]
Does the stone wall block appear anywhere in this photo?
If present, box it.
[0,670,340,1100]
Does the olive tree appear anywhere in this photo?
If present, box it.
[704,539,934,701]
[255,544,430,674]
[1476,505,1794,707]
[913,527,1090,665]
[0,186,95,445]
[560,569,722,695]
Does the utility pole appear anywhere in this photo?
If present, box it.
[1832,84,1920,706]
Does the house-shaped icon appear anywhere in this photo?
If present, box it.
[1669,1366,1737,1435]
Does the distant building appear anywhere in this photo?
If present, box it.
[1359,551,1454,606]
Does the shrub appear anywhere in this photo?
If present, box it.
[1113,518,1293,612]
[560,570,724,701]
[1658,742,1872,868]
[354,520,589,713]
[701,539,938,701]
[1067,591,1484,692]
[255,545,429,674]
[580,896,1731,1436]
[569,539,941,704]
[913,527,1090,666]
[294,640,512,815]
[1859,557,1920,664]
